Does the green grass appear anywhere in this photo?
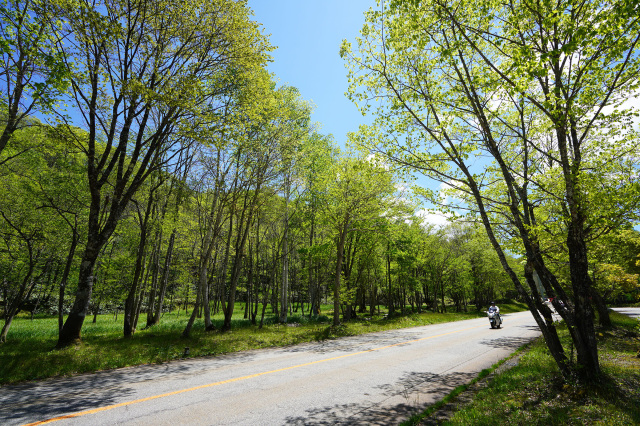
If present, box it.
[409,310,640,425]
[0,303,522,384]
[494,300,529,314]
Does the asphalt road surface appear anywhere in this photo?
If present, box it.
[1,311,548,425]
[612,306,640,320]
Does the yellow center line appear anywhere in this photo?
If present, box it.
[24,324,485,425]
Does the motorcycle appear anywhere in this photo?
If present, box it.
[486,310,502,329]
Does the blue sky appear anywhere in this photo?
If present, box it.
[248,0,451,226]
[248,0,375,147]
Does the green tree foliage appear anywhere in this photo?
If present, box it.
[342,0,640,380]
[590,229,640,303]
[0,121,86,341]
[0,121,517,342]
[0,0,521,351]
[52,0,272,347]
[0,0,69,161]
[314,154,399,326]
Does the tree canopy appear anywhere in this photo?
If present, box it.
[1,0,638,389]
[342,0,640,380]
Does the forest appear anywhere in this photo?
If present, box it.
[0,0,521,346]
[1,0,640,382]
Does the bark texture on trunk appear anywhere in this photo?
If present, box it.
[333,217,349,327]
[57,257,97,347]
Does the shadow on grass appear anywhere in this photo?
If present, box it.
[435,317,640,425]
[593,373,640,422]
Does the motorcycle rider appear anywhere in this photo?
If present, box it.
[488,301,501,326]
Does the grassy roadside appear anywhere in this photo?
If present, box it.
[0,301,528,385]
[407,310,640,425]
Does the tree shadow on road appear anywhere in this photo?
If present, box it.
[0,369,141,424]
[281,330,427,355]
[0,350,261,425]
[282,370,477,425]
[479,335,536,349]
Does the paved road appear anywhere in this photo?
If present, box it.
[612,307,640,320]
[2,312,542,425]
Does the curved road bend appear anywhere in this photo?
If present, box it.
[1,311,544,425]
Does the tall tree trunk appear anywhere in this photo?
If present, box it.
[145,230,162,328]
[124,198,153,337]
[198,185,226,331]
[57,238,103,348]
[147,147,192,327]
[280,176,290,323]
[386,243,394,316]
[221,195,257,332]
[148,228,176,327]
[133,286,146,331]
[333,218,349,326]
[251,222,260,324]
[181,282,201,338]
[0,315,15,343]
[590,285,611,327]
[567,225,600,378]
[58,232,79,332]
[245,239,254,320]
[308,214,320,317]
[218,211,234,329]
[258,278,271,330]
